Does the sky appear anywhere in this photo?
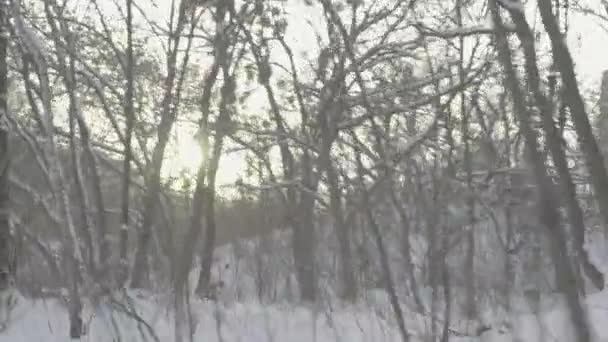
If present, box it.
[97,0,608,191]
[543,4,608,88]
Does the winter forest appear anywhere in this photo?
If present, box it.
[4,0,608,341]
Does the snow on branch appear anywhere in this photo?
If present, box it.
[393,114,439,156]
[414,22,515,39]
[497,0,524,12]
[11,3,48,64]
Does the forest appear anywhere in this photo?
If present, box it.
[1,0,608,341]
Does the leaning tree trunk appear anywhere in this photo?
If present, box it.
[43,2,89,337]
[537,0,608,228]
[507,7,604,290]
[491,2,591,341]
[599,71,608,130]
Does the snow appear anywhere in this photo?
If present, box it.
[497,0,524,12]
[4,287,608,341]
[0,292,407,342]
[4,204,599,342]
[4,194,608,342]
[12,6,48,64]
[2,230,608,342]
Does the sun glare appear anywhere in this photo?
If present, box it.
[175,135,203,174]
[167,133,246,192]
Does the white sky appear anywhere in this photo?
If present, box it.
[542,6,608,89]
[98,0,608,190]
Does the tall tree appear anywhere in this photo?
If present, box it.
[237,7,317,301]
[120,0,136,285]
[505,4,604,290]
[194,0,236,297]
[456,0,477,319]
[0,0,11,292]
[131,0,194,288]
[537,0,608,228]
[491,1,590,340]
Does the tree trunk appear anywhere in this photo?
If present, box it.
[131,3,188,288]
[503,109,515,310]
[0,2,11,291]
[388,183,424,312]
[440,231,452,342]
[327,160,357,301]
[48,2,104,279]
[194,185,218,297]
[248,36,317,301]
[355,153,410,342]
[316,72,356,300]
[293,182,317,302]
[508,8,604,290]
[120,0,136,285]
[457,0,476,319]
[193,21,233,296]
[491,3,591,341]
[68,102,96,273]
[195,108,228,298]
[43,3,89,337]
[537,0,608,229]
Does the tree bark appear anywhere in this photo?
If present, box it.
[195,74,231,297]
[326,159,357,301]
[120,0,136,285]
[355,153,410,342]
[507,7,604,290]
[316,71,357,301]
[131,2,189,288]
[43,3,90,337]
[491,2,591,341]
[240,23,317,300]
[0,1,11,292]
[388,185,424,312]
[457,0,476,319]
[537,0,608,229]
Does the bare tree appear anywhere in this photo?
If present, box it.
[537,0,608,228]
[0,0,11,293]
[491,1,590,340]
[236,6,317,301]
[131,0,195,288]
[120,0,136,285]
[505,4,604,290]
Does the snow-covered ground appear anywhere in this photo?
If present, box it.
[2,229,608,342]
[0,291,405,342]
[3,288,608,341]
